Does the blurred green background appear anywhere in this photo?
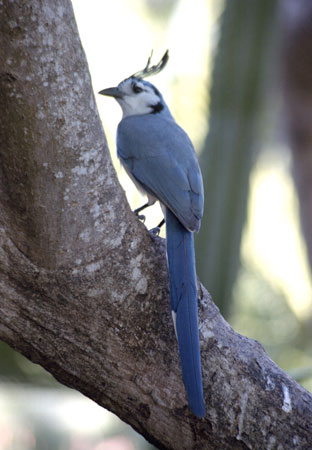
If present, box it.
[1,0,312,448]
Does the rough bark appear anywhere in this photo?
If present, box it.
[280,0,312,273]
[0,1,312,449]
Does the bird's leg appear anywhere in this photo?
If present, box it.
[150,218,165,236]
[134,202,150,223]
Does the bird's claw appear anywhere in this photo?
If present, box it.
[135,213,146,223]
[149,227,161,236]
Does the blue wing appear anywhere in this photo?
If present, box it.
[117,114,204,232]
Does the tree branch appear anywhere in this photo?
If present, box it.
[0,1,311,449]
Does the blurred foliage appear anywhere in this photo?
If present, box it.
[142,0,178,20]
[0,342,56,386]
[196,0,279,318]
[0,380,156,450]
[231,266,312,391]
[231,267,300,351]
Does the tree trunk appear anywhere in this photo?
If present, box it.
[0,1,311,449]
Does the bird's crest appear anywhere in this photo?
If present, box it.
[130,50,169,80]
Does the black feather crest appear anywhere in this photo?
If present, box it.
[131,50,169,80]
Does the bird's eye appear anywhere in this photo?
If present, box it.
[132,84,143,94]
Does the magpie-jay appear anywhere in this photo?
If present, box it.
[99,51,205,417]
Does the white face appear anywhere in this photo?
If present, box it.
[115,78,163,117]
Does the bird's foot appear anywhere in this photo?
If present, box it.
[135,213,146,223]
[134,203,149,223]
[149,227,161,236]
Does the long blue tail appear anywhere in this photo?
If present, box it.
[166,208,205,418]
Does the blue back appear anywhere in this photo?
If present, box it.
[117,113,204,232]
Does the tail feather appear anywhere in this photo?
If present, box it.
[166,208,205,418]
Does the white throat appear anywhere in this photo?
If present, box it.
[118,95,156,118]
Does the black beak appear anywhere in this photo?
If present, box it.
[98,87,122,99]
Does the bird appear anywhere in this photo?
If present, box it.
[99,50,205,418]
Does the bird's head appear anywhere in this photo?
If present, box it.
[99,51,170,118]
